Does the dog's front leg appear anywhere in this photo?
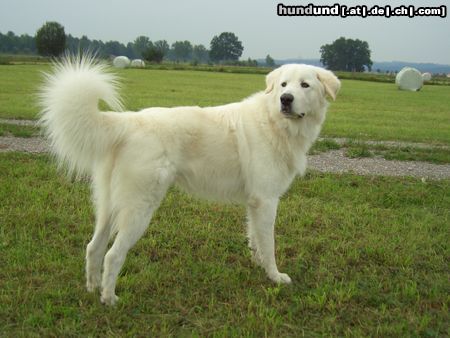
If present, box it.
[247,198,291,284]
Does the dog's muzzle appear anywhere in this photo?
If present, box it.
[280,93,294,112]
[280,93,304,118]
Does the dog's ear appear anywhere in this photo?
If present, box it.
[315,68,341,101]
[265,67,282,94]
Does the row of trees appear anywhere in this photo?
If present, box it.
[0,31,36,54]
[1,22,374,71]
[2,22,248,64]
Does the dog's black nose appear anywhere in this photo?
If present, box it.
[280,93,294,105]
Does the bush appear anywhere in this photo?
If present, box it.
[142,47,165,64]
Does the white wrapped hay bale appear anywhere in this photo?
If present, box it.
[395,67,423,91]
[113,56,131,69]
[422,72,432,81]
[131,59,145,68]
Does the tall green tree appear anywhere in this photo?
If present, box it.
[192,44,209,63]
[0,32,18,53]
[103,40,128,56]
[142,46,165,63]
[154,40,170,56]
[209,32,243,62]
[320,37,372,72]
[35,21,66,57]
[132,36,152,58]
[265,54,275,67]
[171,40,193,62]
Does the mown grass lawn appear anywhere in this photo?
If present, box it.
[1,153,448,336]
[0,64,449,144]
[325,79,450,145]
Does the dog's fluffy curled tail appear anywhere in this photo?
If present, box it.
[39,54,124,176]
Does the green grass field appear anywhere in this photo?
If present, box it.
[1,153,448,336]
[325,80,450,144]
[0,64,449,144]
[0,123,38,137]
[310,139,450,164]
[0,64,449,336]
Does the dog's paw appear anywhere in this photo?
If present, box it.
[86,274,101,293]
[250,249,264,267]
[269,272,292,284]
[101,293,119,306]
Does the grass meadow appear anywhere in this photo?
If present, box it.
[1,153,449,336]
[1,64,450,145]
[0,63,449,336]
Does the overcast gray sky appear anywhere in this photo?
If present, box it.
[1,0,449,64]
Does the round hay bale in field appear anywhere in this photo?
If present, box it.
[395,67,423,91]
[113,56,131,68]
[422,72,432,81]
[131,59,145,68]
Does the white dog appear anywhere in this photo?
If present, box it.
[39,55,340,305]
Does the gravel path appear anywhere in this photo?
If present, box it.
[1,119,450,180]
[308,149,450,180]
[0,136,48,153]
[0,118,37,126]
[319,137,450,150]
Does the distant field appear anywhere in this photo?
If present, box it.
[323,79,450,144]
[0,64,449,144]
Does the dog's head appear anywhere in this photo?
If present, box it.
[265,64,340,120]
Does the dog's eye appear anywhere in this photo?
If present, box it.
[301,82,310,88]
[281,82,287,87]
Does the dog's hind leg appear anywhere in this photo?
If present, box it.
[86,201,112,293]
[86,162,114,293]
[100,164,174,305]
[100,205,154,305]
[247,197,292,284]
